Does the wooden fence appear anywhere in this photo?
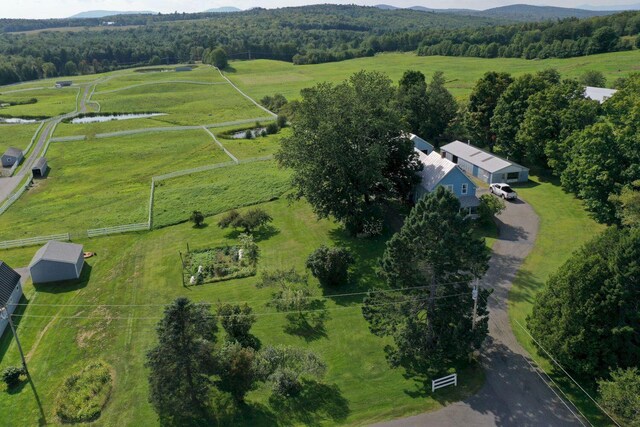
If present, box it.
[0,233,70,250]
[87,222,150,238]
[0,176,33,215]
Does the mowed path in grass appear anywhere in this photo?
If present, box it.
[0,129,230,239]
[0,199,485,426]
[228,50,640,101]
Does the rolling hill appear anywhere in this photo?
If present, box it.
[68,10,156,19]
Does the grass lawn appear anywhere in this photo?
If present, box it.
[509,175,608,425]
[228,50,640,101]
[54,117,175,138]
[0,88,79,118]
[0,199,485,426]
[0,124,40,154]
[0,129,230,239]
[93,65,224,93]
[153,160,291,228]
[93,82,267,126]
[215,125,289,160]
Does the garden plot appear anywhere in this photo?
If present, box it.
[0,123,40,154]
[93,82,267,126]
[153,160,291,228]
[0,87,79,118]
[0,129,229,239]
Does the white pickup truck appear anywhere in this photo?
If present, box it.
[489,183,518,200]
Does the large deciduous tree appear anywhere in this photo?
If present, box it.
[527,227,640,380]
[362,187,490,372]
[146,298,218,424]
[397,70,428,137]
[276,71,422,235]
[423,71,458,143]
[464,71,513,149]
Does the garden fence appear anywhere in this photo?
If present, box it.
[0,176,33,215]
[0,233,70,250]
[87,222,150,238]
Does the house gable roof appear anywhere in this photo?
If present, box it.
[32,157,47,170]
[3,147,23,158]
[584,86,617,104]
[440,140,528,174]
[409,134,434,153]
[0,261,21,306]
[415,148,470,192]
[29,241,83,268]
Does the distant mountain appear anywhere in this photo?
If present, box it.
[579,3,640,10]
[375,4,400,10]
[202,7,242,13]
[69,10,156,19]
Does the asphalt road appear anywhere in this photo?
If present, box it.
[371,195,584,427]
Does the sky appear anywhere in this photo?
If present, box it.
[1,0,639,19]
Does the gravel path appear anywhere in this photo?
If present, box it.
[371,196,585,427]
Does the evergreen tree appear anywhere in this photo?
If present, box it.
[423,71,458,143]
[146,298,218,424]
[465,71,513,149]
[362,187,490,372]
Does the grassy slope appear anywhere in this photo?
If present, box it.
[510,176,607,425]
[215,126,289,160]
[0,88,78,118]
[0,129,230,239]
[0,124,39,154]
[93,66,223,92]
[54,117,174,137]
[228,51,640,101]
[0,200,484,426]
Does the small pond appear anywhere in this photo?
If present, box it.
[0,118,39,124]
[70,113,166,124]
[230,127,267,139]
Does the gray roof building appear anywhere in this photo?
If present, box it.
[29,241,84,284]
[410,134,434,154]
[1,147,24,168]
[32,157,48,178]
[440,140,529,184]
[584,86,617,104]
[0,261,23,338]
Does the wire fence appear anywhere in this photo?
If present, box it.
[0,175,32,215]
[87,222,150,238]
[0,233,70,250]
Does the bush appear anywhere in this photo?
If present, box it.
[1,366,24,388]
[306,245,355,287]
[218,208,273,234]
[190,210,205,227]
[598,367,640,426]
[270,369,302,397]
[277,115,287,129]
[244,130,253,140]
[55,360,113,423]
[478,194,505,225]
[266,122,279,135]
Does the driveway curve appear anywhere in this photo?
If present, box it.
[371,196,585,427]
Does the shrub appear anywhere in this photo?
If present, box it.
[218,208,273,234]
[55,360,113,423]
[1,366,24,388]
[277,115,287,129]
[244,130,253,140]
[189,210,205,227]
[260,129,268,137]
[270,369,302,397]
[598,367,640,426]
[239,233,260,265]
[266,122,279,135]
[306,245,355,287]
[478,194,505,225]
[218,303,257,343]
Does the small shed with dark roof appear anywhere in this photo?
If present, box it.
[29,241,84,284]
[55,81,72,88]
[1,147,24,168]
[0,261,23,338]
[32,157,48,178]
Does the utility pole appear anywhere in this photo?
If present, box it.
[471,280,479,331]
[0,306,29,375]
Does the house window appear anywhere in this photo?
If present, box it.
[461,183,468,195]
[507,172,520,180]
[443,184,453,192]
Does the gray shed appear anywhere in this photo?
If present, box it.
[29,241,84,284]
[175,66,193,72]
[1,147,24,168]
[55,81,72,88]
[32,157,48,178]
[0,261,23,338]
[440,140,529,184]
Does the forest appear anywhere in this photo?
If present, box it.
[0,5,638,86]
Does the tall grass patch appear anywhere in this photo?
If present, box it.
[55,360,113,423]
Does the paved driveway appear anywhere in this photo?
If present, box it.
[371,196,584,426]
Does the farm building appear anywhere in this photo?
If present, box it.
[584,86,617,104]
[410,134,434,154]
[414,148,480,216]
[32,157,48,178]
[29,241,84,284]
[0,261,23,338]
[55,81,72,88]
[440,141,529,184]
[1,147,24,168]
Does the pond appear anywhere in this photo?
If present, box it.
[230,127,266,139]
[70,113,166,124]
[0,118,39,124]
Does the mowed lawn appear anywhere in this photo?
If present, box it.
[509,176,608,425]
[0,124,40,154]
[0,129,231,239]
[0,199,484,426]
[228,50,640,101]
[0,88,79,118]
[153,160,291,228]
[93,82,268,126]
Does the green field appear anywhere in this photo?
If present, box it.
[0,88,79,118]
[228,51,640,101]
[216,125,289,160]
[0,129,230,239]
[92,65,224,93]
[54,117,174,138]
[0,124,39,154]
[509,176,607,424]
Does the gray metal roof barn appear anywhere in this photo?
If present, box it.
[29,241,84,284]
[1,147,24,168]
[0,261,22,338]
[32,157,48,178]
